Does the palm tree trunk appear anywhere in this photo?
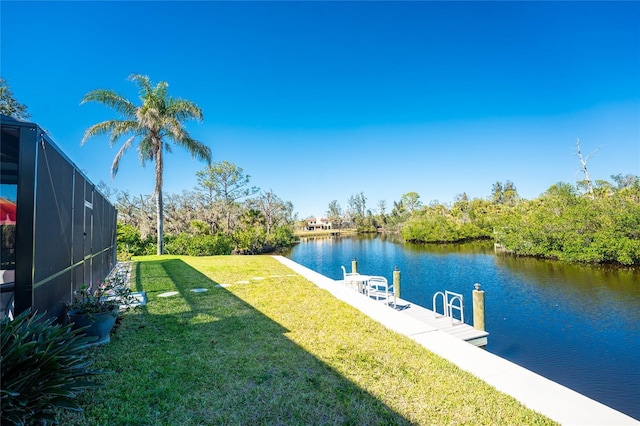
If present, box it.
[157,189,164,255]
[155,142,164,255]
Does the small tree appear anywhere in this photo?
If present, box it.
[248,189,293,236]
[400,192,422,213]
[491,181,519,206]
[0,78,30,120]
[347,192,367,226]
[326,200,343,229]
[196,161,258,234]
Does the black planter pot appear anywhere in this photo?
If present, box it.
[67,307,119,345]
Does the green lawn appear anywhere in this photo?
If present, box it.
[61,255,554,425]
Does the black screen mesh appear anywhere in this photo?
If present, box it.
[33,139,73,283]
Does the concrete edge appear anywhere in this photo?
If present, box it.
[272,255,639,426]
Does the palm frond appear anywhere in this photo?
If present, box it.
[81,120,119,145]
[137,135,155,166]
[108,120,139,146]
[152,81,169,106]
[164,117,187,141]
[111,136,135,177]
[166,118,211,163]
[128,74,152,98]
[188,140,212,163]
[80,89,136,118]
[167,98,203,122]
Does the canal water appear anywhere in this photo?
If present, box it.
[284,234,640,420]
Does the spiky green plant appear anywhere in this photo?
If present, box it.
[1,310,104,425]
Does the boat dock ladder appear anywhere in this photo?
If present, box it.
[433,290,464,325]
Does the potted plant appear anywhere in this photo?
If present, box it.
[66,265,137,345]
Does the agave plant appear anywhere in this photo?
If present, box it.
[1,309,104,425]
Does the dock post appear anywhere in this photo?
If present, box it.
[393,267,401,299]
[351,258,358,274]
[472,283,485,331]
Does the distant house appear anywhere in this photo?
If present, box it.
[306,217,332,231]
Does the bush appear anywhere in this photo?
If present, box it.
[1,310,103,425]
[232,227,267,254]
[116,223,155,259]
[164,233,233,256]
[493,181,640,265]
[267,225,297,249]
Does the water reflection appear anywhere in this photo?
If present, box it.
[496,254,640,297]
[494,253,640,331]
[404,239,496,255]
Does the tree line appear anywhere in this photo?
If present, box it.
[105,160,296,258]
[322,175,640,266]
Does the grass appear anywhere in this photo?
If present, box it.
[60,255,555,425]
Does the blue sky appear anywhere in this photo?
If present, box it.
[2,1,639,218]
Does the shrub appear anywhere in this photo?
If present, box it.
[116,223,155,259]
[232,227,267,254]
[164,233,233,256]
[267,225,297,248]
[1,310,103,425]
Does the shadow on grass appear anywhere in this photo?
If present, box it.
[115,258,412,425]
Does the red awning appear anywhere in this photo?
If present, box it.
[0,198,16,225]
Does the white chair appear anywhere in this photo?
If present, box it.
[341,265,359,291]
[367,276,396,307]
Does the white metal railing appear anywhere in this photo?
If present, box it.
[433,290,464,325]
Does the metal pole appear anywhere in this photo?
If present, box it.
[472,283,485,331]
[393,267,401,299]
[351,258,358,274]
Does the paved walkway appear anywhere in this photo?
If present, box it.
[273,256,639,426]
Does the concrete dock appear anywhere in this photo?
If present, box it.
[273,256,639,426]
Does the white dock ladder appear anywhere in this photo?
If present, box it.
[433,290,464,325]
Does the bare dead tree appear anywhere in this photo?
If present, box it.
[576,138,600,199]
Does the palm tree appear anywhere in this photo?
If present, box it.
[81,74,211,255]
